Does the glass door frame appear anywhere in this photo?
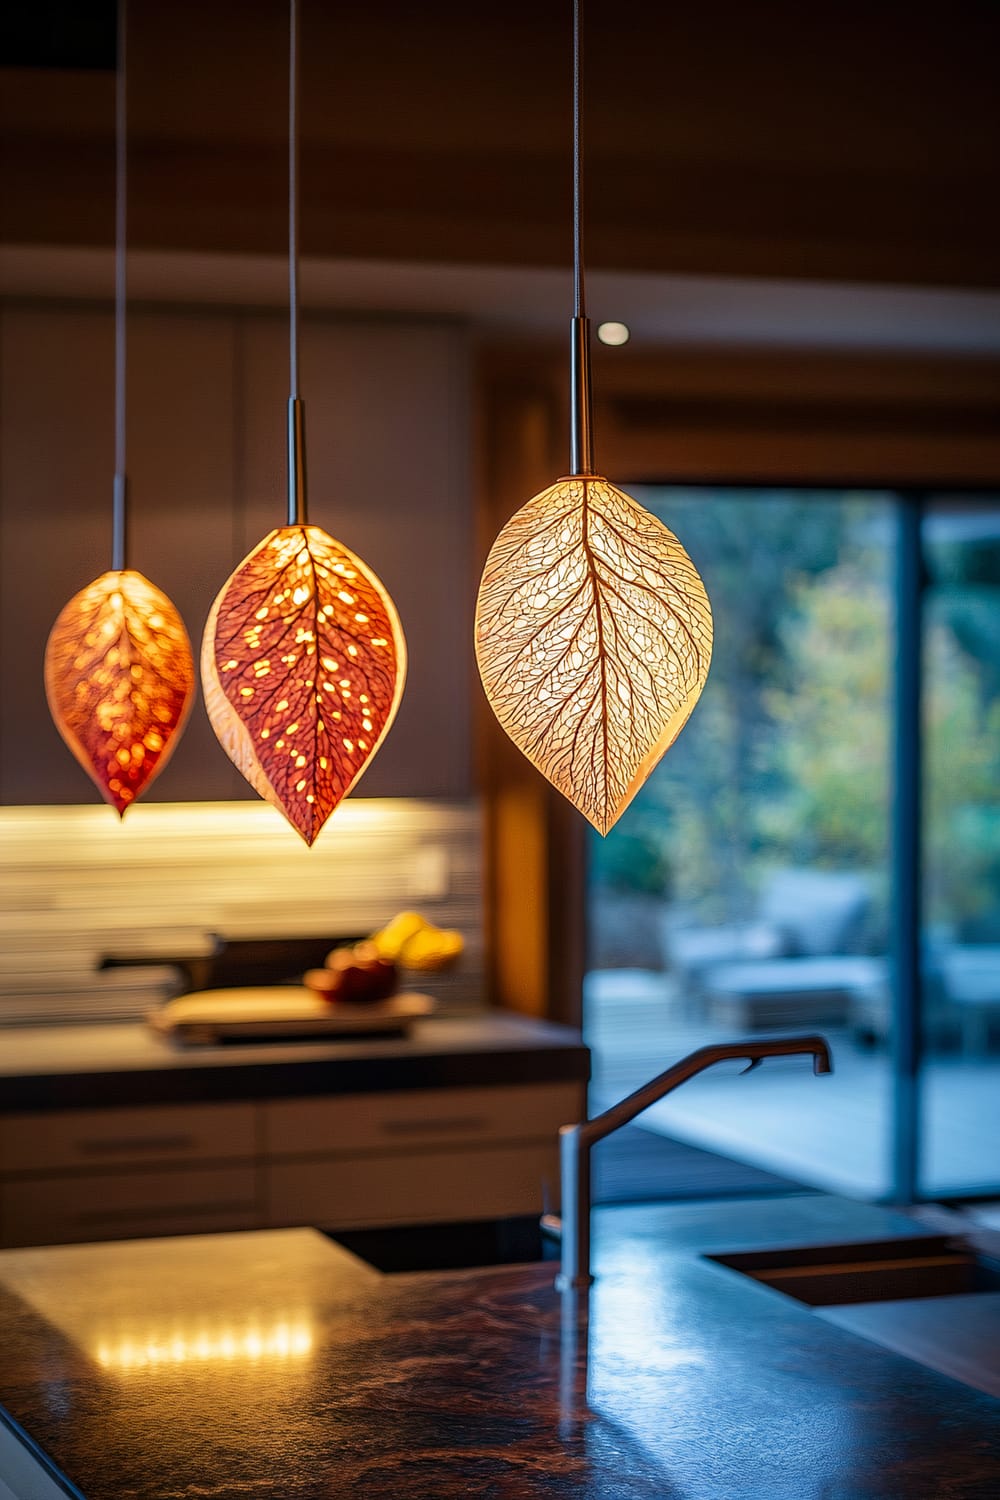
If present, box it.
[585,479,999,1207]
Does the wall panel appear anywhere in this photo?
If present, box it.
[0,302,474,804]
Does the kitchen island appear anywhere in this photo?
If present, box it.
[0,1016,587,1250]
[1,1194,998,1498]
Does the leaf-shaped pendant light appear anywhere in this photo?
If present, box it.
[44,0,194,816]
[201,0,405,845]
[202,525,404,845]
[475,0,712,835]
[46,573,193,815]
[477,476,711,836]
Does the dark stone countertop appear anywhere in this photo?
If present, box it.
[0,1013,589,1110]
[1,1193,999,1498]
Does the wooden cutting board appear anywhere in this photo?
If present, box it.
[148,987,435,1045]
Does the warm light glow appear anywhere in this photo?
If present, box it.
[201,524,406,845]
[93,1318,314,1371]
[44,569,194,816]
[597,321,630,346]
[476,476,712,835]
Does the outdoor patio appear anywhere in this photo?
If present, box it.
[585,968,1000,1200]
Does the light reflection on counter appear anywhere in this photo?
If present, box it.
[94,1318,314,1371]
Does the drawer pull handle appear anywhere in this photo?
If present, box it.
[75,1201,257,1226]
[380,1116,487,1135]
[78,1135,197,1156]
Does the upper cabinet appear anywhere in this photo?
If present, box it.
[0,302,473,805]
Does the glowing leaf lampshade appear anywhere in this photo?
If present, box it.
[201,523,406,846]
[43,6,195,818]
[200,2,406,846]
[45,569,195,816]
[476,476,712,836]
[476,2,712,835]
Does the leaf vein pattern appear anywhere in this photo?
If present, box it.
[203,525,405,844]
[475,477,712,833]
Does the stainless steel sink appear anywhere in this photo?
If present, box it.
[707,1233,1000,1306]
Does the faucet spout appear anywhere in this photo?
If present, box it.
[549,1034,833,1291]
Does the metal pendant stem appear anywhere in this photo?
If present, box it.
[287,397,308,526]
[570,316,594,476]
[112,473,128,573]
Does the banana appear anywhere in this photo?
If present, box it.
[369,911,464,970]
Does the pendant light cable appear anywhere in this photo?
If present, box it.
[289,0,300,401]
[112,0,128,572]
[573,0,584,322]
[569,0,593,475]
[475,2,714,841]
[200,0,406,844]
[287,0,308,524]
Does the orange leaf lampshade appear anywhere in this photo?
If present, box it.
[44,570,195,816]
[476,475,712,835]
[201,524,406,846]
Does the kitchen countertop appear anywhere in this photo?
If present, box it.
[0,1013,588,1110]
[1,1194,998,1498]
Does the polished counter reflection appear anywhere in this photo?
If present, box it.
[0,1203,999,1499]
[94,1320,314,1371]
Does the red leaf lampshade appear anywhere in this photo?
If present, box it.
[45,569,195,816]
[201,524,406,846]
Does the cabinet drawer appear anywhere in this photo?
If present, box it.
[0,1103,256,1173]
[0,1164,261,1248]
[264,1083,581,1158]
[264,1142,559,1230]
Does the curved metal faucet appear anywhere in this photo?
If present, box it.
[544,1034,833,1290]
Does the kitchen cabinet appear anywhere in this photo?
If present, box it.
[1,1165,261,1247]
[0,1015,588,1248]
[0,1100,261,1246]
[0,1084,576,1249]
[0,1100,256,1171]
[0,301,472,804]
[262,1082,577,1232]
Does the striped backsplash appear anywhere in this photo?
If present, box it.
[0,800,483,1026]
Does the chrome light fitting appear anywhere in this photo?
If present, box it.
[475,0,713,835]
[45,0,195,816]
[201,0,406,846]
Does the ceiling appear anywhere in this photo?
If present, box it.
[3,0,1000,296]
[6,245,1000,358]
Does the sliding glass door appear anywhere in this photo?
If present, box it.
[584,485,1000,1203]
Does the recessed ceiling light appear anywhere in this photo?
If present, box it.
[597,321,630,346]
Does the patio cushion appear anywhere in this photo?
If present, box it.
[701,955,886,1029]
[703,955,885,1000]
[664,922,788,978]
[758,869,871,956]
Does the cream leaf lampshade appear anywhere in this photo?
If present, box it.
[474,1,712,835]
[476,476,711,835]
[45,570,194,816]
[201,524,405,846]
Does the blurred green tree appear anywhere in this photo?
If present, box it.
[592,489,853,915]
[592,491,1000,946]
